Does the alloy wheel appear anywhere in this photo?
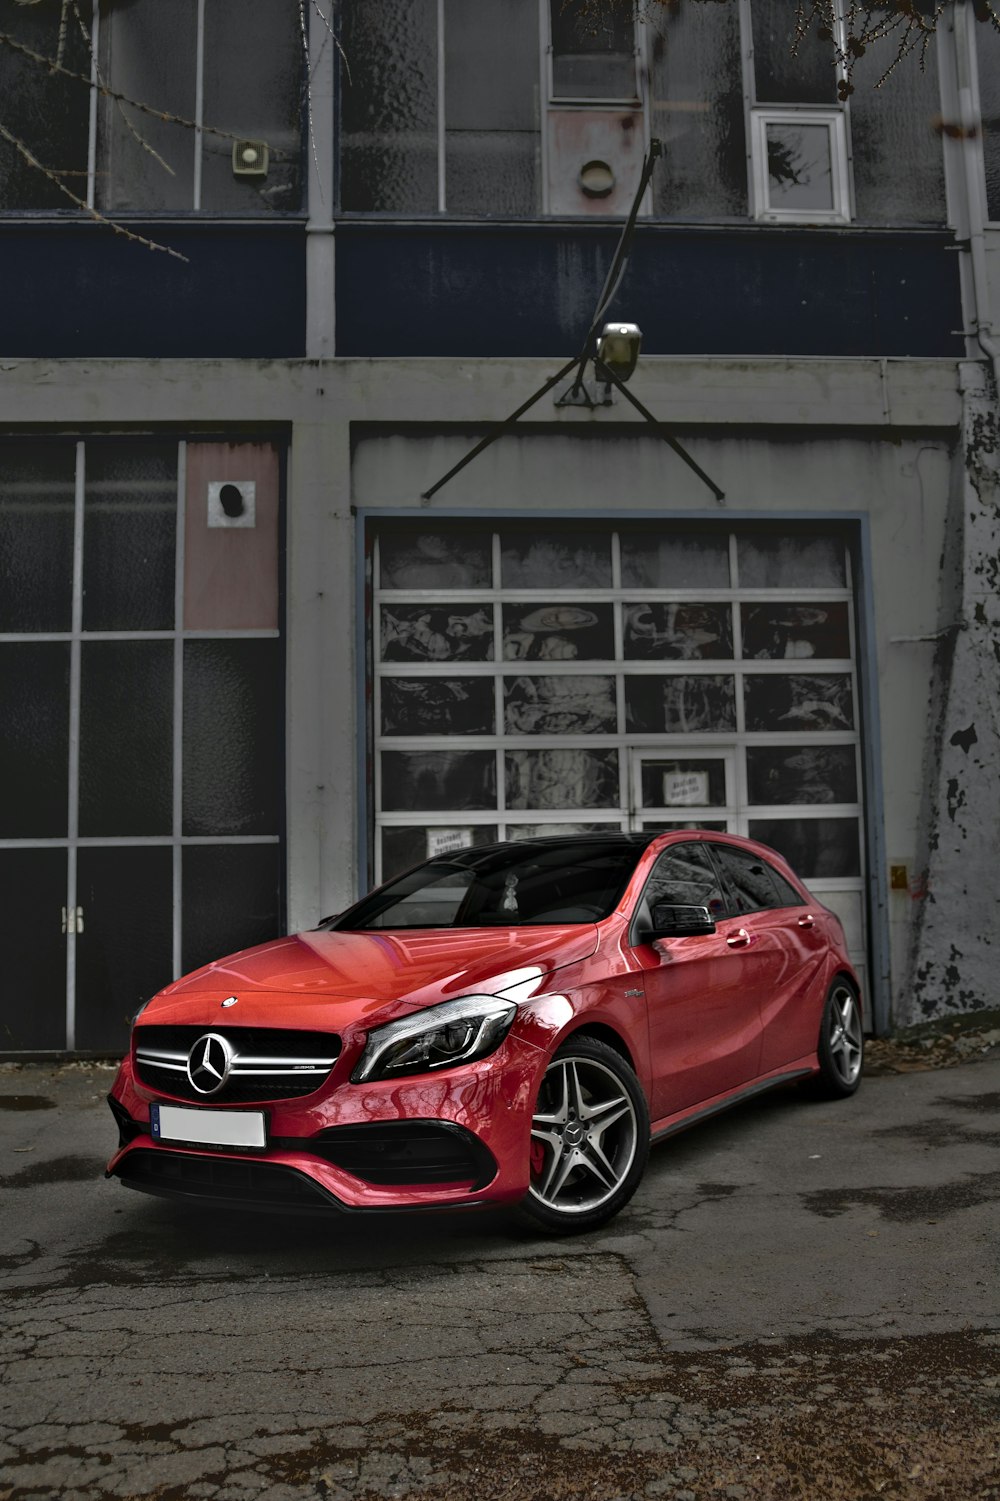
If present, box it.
[529,1052,639,1215]
[826,983,863,1088]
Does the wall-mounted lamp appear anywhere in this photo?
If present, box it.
[596,322,642,382]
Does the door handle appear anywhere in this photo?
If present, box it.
[726,928,752,948]
[797,914,816,929]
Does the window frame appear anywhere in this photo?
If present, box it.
[749,107,853,225]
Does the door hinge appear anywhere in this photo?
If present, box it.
[61,906,85,934]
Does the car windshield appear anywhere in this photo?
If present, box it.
[330,838,652,930]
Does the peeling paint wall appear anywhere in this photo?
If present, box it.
[904,362,1000,1023]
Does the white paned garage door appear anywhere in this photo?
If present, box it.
[370,520,867,1000]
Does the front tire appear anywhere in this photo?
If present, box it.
[518,1036,650,1235]
[809,979,864,1098]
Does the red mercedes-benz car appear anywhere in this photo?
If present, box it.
[106,832,863,1233]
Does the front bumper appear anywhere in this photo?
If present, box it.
[106,1032,544,1214]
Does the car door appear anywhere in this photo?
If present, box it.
[704,841,818,1075]
[632,841,764,1121]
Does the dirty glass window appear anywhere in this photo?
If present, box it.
[850,41,945,224]
[502,604,615,660]
[751,0,836,104]
[626,675,737,734]
[647,1,746,217]
[381,677,496,736]
[741,602,850,661]
[380,604,496,662]
[0,442,76,632]
[744,674,855,733]
[501,528,613,588]
[506,748,620,810]
[379,527,492,589]
[339,0,438,213]
[83,443,177,633]
[979,21,1000,222]
[748,817,861,878]
[624,603,733,660]
[445,0,539,216]
[550,0,637,100]
[505,675,617,734]
[97,0,303,213]
[746,746,857,805]
[621,529,731,588]
[0,3,91,210]
[737,533,847,588]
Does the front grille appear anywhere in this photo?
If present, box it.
[277,1120,497,1189]
[114,1148,342,1213]
[134,1026,341,1103]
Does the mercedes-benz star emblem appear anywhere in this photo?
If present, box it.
[221,996,238,1008]
[186,1032,234,1096]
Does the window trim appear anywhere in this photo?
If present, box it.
[749,107,852,224]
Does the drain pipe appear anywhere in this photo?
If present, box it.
[954,0,1000,387]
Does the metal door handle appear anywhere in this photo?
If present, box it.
[726,928,751,948]
[797,914,816,929]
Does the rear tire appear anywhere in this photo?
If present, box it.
[516,1036,650,1236]
[807,979,864,1098]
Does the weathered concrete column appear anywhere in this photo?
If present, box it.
[904,361,1000,1024]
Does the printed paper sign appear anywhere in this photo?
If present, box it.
[663,771,710,807]
[427,828,475,857]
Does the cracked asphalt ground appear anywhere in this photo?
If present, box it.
[1,1050,998,1501]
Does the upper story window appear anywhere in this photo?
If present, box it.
[0,0,304,215]
[336,0,945,226]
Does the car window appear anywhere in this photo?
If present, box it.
[333,837,651,929]
[640,842,725,918]
[708,843,800,915]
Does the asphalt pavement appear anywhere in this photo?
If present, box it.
[1,1051,998,1501]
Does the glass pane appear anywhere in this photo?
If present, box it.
[382,823,498,880]
[0,4,90,209]
[624,603,733,660]
[737,533,846,587]
[648,1,746,217]
[748,817,861,878]
[504,675,616,734]
[641,820,727,833]
[339,0,437,212]
[981,22,1000,221]
[0,442,76,632]
[381,677,496,735]
[503,603,614,660]
[506,748,619,810]
[501,528,612,587]
[201,0,304,212]
[79,642,173,836]
[76,847,173,1051]
[83,443,177,632]
[446,132,539,215]
[638,758,727,809]
[98,0,198,211]
[0,851,68,1050]
[752,0,836,104]
[765,121,834,212]
[644,842,724,910]
[0,643,70,838]
[379,526,492,589]
[380,604,495,662]
[710,843,784,914]
[381,749,496,811]
[620,528,730,588]
[183,640,282,835]
[550,0,636,99]
[746,745,858,805]
[445,0,538,214]
[626,675,736,734]
[851,41,945,224]
[741,602,850,660]
[182,844,282,974]
[744,674,854,732]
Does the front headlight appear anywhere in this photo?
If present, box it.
[352,995,518,1083]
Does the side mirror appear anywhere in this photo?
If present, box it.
[649,903,716,938]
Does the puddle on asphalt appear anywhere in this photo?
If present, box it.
[0,1096,56,1111]
[0,1154,104,1189]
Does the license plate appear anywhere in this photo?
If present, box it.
[150,1102,267,1150]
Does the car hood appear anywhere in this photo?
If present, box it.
[141,924,600,1030]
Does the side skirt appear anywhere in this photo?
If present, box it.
[649,1066,815,1145]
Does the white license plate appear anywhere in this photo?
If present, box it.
[150,1103,266,1149]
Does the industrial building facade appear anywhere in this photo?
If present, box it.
[1,0,998,1054]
